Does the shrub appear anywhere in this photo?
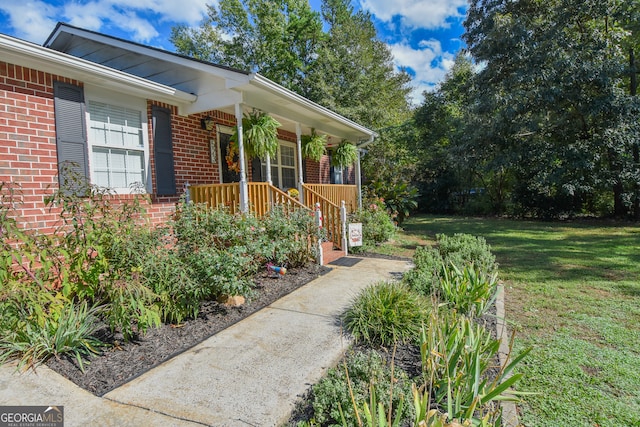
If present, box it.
[404,234,498,302]
[187,246,255,298]
[403,245,442,296]
[436,233,497,274]
[348,202,396,253]
[367,179,418,225]
[311,350,413,426]
[343,281,429,347]
[261,206,318,267]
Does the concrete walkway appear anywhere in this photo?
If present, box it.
[0,257,412,427]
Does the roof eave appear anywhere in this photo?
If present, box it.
[0,33,196,108]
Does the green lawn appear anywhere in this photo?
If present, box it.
[373,215,640,427]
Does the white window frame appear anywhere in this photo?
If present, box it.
[84,86,151,194]
[262,140,298,190]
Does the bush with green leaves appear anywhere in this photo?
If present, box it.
[367,179,418,225]
[404,234,498,302]
[402,245,442,295]
[436,233,497,274]
[343,281,429,347]
[311,350,414,426]
[260,206,318,267]
[348,201,396,253]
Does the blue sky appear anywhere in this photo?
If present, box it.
[0,0,467,104]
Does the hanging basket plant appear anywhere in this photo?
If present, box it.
[331,140,358,168]
[301,129,327,162]
[232,109,281,160]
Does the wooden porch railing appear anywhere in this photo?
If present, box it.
[248,182,308,216]
[189,182,346,250]
[303,184,358,213]
[189,183,241,213]
[302,185,343,250]
[189,182,307,216]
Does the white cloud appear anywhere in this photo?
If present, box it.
[0,1,59,43]
[389,39,455,104]
[0,0,212,44]
[359,0,467,30]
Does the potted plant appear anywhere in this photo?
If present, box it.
[232,109,281,160]
[301,129,327,162]
[331,140,358,168]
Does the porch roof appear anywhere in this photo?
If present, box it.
[43,23,376,145]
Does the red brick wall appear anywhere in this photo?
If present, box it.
[0,61,70,233]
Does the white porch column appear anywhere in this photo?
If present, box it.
[356,148,363,209]
[296,123,304,203]
[235,103,249,213]
[265,155,272,185]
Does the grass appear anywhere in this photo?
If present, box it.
[369,215,640,427]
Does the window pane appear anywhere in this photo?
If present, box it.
[281,145,295,166]
[282,168,296,189]
[94,171,110,188]
[91,147,145,189]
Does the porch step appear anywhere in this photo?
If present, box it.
[322,241,346,266]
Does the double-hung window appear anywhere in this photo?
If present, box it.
[87,99,147,192]
[261,142,297,189]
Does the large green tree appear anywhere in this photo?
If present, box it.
[463,0,640,218]
[171,0,324,95]
[171,0,412,130]
[304,0,412,129]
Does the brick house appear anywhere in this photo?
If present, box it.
[1,24,376,247]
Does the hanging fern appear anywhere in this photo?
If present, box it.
[331,140,358,168]
[232,109,281,160]
[301,129,327,162]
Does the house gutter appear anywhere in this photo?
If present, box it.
[249,74,375,139]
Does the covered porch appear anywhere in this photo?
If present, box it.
[189,182,358,250]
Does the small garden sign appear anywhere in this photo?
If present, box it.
[348,223,363,247]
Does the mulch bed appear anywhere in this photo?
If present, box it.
[45,263,331,397]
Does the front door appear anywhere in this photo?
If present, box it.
[219,132,240,183]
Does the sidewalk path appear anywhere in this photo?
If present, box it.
[0,257,412,427]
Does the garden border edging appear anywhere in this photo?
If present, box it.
[496,282,519,427]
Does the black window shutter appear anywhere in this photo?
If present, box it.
[53,81,89,193]
[152,106,176,195]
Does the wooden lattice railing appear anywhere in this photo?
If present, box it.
[302,185,343,249]
[303,184,358,213]
[189,182,306,216]
[189,182,346,249]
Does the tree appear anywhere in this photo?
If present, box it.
[463,0,640,218]
[171,0,324,95]
[304,0,412,129]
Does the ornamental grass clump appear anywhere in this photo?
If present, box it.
[437,262,498,317]
[343,281,429,347]
[415,305,531,425]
